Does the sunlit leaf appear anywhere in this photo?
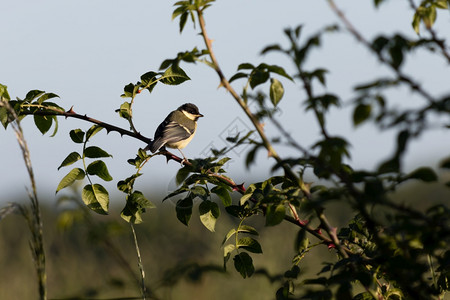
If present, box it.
[58,152,81,170]
[199,200,220,232]
[84,146,112,159]
[69,129,85,143]
[269,78,284,107]
[56,168,85,193]
[82,184,109,214]
[86,160,113,181]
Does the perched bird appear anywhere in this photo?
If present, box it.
[146,103,203,161]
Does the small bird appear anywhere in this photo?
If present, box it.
[146,103,203,161]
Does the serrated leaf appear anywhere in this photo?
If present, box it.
[58,152,81,170]
[238,225,259,236]
[265,204,285,226]
[82,184,109,214]
[237,237,263,253]
[86,160,113,181]
[33,114,53,135]
[69,129,85,143]
[121,191,155,224]
[56,168,85,193]
[159,65,190,85]
[211,186,232,207]
[176,197,193,226]
[233,252,254,278]
[84,146,112,158]
[407,167,437,182]
[199,200,220,232]
[269,78,284,107]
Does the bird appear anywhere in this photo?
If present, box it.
[146,103,203,161]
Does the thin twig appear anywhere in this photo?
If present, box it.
[131,223,147,300]
[196,7,350,258]
[327,0,438,106]
[406,0,450,63]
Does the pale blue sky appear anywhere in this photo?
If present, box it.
[1,1,450,205]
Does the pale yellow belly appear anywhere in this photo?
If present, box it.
[166,131,196,150]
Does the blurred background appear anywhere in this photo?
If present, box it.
[1,0,450,299]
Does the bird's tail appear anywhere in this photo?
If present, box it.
[145,139,164,153]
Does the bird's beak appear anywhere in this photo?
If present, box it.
[198,113,204,118]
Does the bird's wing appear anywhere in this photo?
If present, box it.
[149,112,195,152]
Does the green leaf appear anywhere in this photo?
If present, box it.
[56,168,85,193]
[69,129,85,143]
[82,184,109,214]
[0,84,11,101]
[24,90,45,102]
[33,114,53,135]
[121,191,155,224]
[222,228,237,246]
[199,200,220,232]
[265,204,285,226]
[58,152,81,170]
[237,237,263,253]
[176,197,193,226]
[223,244,235,270]
[229,72,248,83]
[269,78,284,107]
[249,68,270,89]
[121,83,137,98]
[266,64,293,81]
[407,167,438,182]
[238,225,259,236]
[233,252,255,278]
[295,228,309,252]
[211,186,232,207]
[159,65,190,85]
[140,71,159,93]
[84,146,112,158]
[86,125,103,140]
[117,173,142,194]
[237,63,255,70]
[353,103,372,126]
[0,107,8,129]
[86,160,113,181]
[118,101,131,119]
[37,92,59,104]
[412,13,421,34]
[176,166,192,185]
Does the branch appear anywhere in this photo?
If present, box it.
[20,105,152,145]
[327,0,438,106]
[195,7,351,258]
